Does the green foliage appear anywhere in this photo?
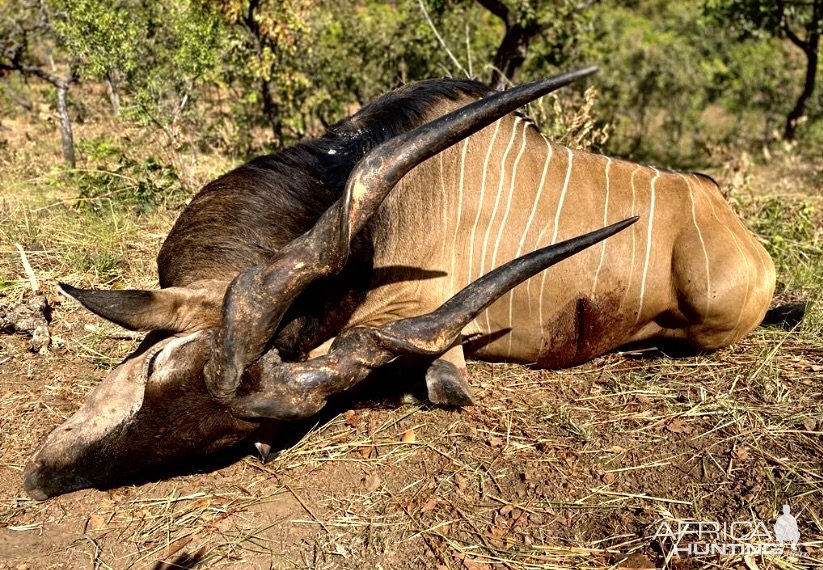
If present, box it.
[576,2,717,161]
[703,0,822,39]
[519,0,598,70]
[702,0,823,141]
[4,0,823,187]
[71,138,183,213]
[51,0,223,129]
[51,0,144,80]
[737,193,822,293]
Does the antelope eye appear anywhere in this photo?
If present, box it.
[143,346,164,378]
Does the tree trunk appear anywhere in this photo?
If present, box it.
[489,22,542,90]
[781,0,822,140]
[261,78,284,147]
[106,69,121,115]
[55,81,76,167]
[476,0,545,90]
[784,35,818,140]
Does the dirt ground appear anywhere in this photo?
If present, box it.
[0,290,821,569]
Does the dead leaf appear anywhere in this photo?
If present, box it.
[666,418,693,434]
[401,429,416,443]
[363,473,381,492]
[803,418,817,431]
[191,498,211,510]
[420,497,438,513]
[488,436,504,448]
[164,536,193,558]
[86,514,106,532]
[357,446,372,459]
[343,410,359,428]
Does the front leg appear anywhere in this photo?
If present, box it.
[425,344,474,406]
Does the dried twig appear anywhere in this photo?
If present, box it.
[15,243,39,293]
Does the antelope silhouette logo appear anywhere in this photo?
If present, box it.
[774,505,800,551]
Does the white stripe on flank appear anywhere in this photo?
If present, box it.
[495,122,528,356]
[550,147,574,246]
[537,147,574,331]
[479,118,521,279]
[518,137,553,326]
[680,174,712,316]
[449,138,470,292]
[620,166,642,309]
[466,121,502,286]
[477,119,520,340]
[590,157,612,296]
[438,152,447,270]
[635,167,659,323]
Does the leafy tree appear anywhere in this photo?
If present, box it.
[58,0,223,140]
[213,0,316,146]
[1,0,223,165]
[1,0,79,166]
[704,0,823,140]
[473,0,600,89]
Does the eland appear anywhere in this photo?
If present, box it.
[23,68,774,499]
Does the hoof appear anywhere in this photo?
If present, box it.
[425,359,475,406]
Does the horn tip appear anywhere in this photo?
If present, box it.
[614,215,640,231]
[577,65,600,76]
[57,282,81,300]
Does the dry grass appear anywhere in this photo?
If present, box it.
[0,103,821,569]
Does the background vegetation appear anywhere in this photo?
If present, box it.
[2,0,822,164]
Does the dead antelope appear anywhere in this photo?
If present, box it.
[23,68,774,499]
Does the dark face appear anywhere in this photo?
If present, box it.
[23,331,259,500]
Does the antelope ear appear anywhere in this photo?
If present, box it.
[58,282,225,332]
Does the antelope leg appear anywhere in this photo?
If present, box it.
[308,333,473,405]
[425,344,474,406]
[228,218,637,421]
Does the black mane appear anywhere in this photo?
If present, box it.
[158,78,494,287]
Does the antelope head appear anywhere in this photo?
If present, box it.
[23,68,636,499]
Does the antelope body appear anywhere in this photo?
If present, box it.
[23,69,774,499]
[343,118,774,369]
